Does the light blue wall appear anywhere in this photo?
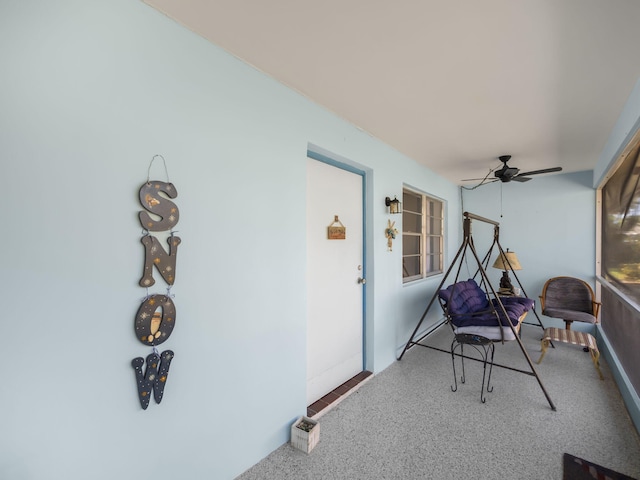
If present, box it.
[460,171,596,330]
[0,1,459,479]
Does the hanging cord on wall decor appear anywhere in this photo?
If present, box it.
[165,285,175,300]
[147,154,170,184]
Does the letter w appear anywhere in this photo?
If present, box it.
[131,350,175,410]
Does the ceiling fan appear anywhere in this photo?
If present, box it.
[462,155,563,186]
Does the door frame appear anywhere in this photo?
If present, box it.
[307,144,371,372]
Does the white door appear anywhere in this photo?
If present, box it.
[306,157,364,405]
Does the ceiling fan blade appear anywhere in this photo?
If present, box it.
[515,166,562,177]
[511,176,532,182]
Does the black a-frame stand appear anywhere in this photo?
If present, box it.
[397,212,556,410]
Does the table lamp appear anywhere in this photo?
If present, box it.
[492,249,522,294]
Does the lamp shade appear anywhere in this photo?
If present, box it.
[492,250,522,271]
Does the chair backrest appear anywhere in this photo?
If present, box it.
[541,276,594,314]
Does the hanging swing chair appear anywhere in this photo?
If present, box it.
[398,212,556,410]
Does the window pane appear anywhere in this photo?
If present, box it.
[403,235,421,255]
[602,142,640,303]
[403,256,421,278]
[425,254,442,274]
[403,191,422,213]
[404,211,421,233]
[426,236,441,255]
[425,254,435,273]
[427,216,442,236]
[429,200,443,218]
[433,202,443,218]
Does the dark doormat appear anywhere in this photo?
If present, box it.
[563,453,638,480]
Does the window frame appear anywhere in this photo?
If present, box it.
[402,187,444,284]
[599,134,640,306]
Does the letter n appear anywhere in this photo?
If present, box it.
[139,235,181,287]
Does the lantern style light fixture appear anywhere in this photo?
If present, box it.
[492,249,522,294]
[385,196,402,214]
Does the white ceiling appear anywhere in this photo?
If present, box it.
[143,0,640,185]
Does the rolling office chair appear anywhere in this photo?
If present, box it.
[539,276,600,330]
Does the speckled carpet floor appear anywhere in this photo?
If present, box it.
[237,324,640,480]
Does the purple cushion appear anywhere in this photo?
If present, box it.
[439,279,534,328]
[496,296,535,316]
[438,279,489,315]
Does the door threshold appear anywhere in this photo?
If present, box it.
[307,370,373,419]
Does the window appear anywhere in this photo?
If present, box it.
[402,188,443,282]
[601,139,640,304]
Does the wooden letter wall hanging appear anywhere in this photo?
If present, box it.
[132,157,180,410]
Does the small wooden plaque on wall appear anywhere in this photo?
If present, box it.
[328,215,346,240]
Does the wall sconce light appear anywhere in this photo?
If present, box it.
[385,196,402,214]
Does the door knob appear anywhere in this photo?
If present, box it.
[358,277,366,284]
